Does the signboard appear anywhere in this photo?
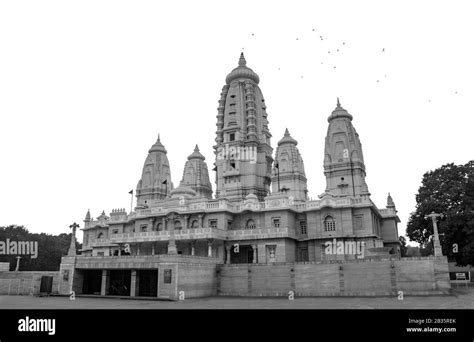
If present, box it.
[456,273,467,280]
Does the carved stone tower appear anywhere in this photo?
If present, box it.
[136,135,174,206]
[175,145,213,199]
[271,129,308,201]
[323,99,370,198]
[214,53,273,201]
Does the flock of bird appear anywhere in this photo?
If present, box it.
[246,28,387,82]
[245,28,459,103]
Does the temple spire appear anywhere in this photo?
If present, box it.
[239,52,246,67]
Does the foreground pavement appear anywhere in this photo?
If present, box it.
[1,288,474,309]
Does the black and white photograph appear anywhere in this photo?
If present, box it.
[0,0,473,340]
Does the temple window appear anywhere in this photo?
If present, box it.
[209,219,218,229]
[272,217,280,228]
[299,220,307,235]
[140,224,147,232]
[324,216,336,232]
[174,220,182,230]
[191,220,199,228]
[246,219,256,229]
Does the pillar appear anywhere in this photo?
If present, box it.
[162,217,167,231]
[151,244,155,256]
[426,212,443,257]
[167,218,177,254]
[225,244,231,264]
[207,239,213,257]
[190,241,195,256]
[252,244,257,264]
[198,214,204,228]
[131,270,138,297]
[100,270,109,296]
[183,215,189,230]
[15,256,21,271]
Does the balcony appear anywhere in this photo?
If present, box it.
[90,228,227,244]
[226,227,295,241]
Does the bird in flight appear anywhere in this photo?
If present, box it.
[320,36,323,40]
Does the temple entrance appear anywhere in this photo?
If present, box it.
[230,245,255,264]
[138,270,158,297]
[298,248,309,262]
[108,270,131,296]
[82,270,102,295]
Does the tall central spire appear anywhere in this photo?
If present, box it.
[214,54,273,201]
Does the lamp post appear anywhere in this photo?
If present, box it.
[424,211,443,257]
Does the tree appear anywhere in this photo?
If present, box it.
[399,236,408,257]
[0,225,82,271]
[406,161,474,266]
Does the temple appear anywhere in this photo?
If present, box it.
[56,53,450,300]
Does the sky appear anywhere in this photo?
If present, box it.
[1,1,473,245]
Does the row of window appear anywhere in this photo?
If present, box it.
[99,215,338,238]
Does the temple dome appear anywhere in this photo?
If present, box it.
[149,135,167,153]
[277,128,298,146]
[225,53,260,85]
[187,145,205,160]
[328,98,353,122]
[170,181,197,198]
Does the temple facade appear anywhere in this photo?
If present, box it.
[79,53,401,266]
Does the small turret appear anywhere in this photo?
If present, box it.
[323,98,369,197]
[136,134,174,206]
[174,145,212,198]
[272,129,307,201]
[387,193,397,212]
[84,209,91,222]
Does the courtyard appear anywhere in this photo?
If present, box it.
[1,287,473,309]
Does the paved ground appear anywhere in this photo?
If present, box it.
[1,287,474,309]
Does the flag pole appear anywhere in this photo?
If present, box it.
[129,190,134,213]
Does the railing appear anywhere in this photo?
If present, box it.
[89,227,295,244]
[86,196,376,228]
[227,227,295,240]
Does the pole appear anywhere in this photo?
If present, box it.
[130,191,133,213]
[425,212,443,257]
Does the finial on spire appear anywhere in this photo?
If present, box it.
[387,192,396,208]
[239,52,246,67]
[194,144,199,152]
[284,128,290,136]
[157,134,160,141]
[337,97,341,107]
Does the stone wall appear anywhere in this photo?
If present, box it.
[0,271,60,295]
[217,256,451,296]
[177,263,217,298]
